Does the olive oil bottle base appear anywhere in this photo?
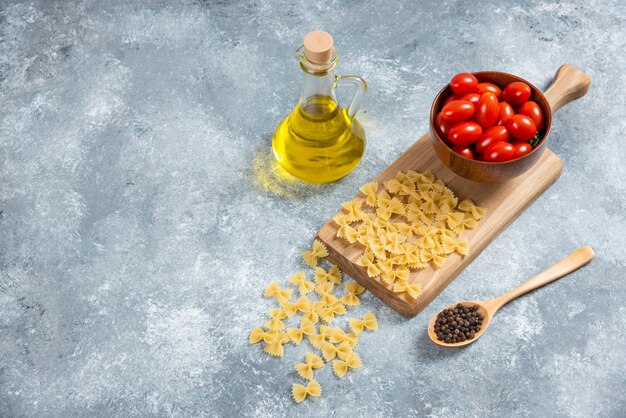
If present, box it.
[272,97,365,184]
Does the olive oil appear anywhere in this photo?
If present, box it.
[272,95,365,184]
[271,31,367,184]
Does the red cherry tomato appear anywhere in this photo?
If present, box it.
[506,114,537,141]
[475,125,510,154]
[443,94,460,106]
[496,102,514,126]
[452,145,474,160]
[448,122,483,146]
[435,112,454,140]
[477,82,502,99]
[460,93,481,105]
[441,100,475,123]
[450,73,479,95]
[475,93,500,128]
[502,81,531,106]
[484,142,515,162]
[511,141,533,158]
[518,101,544,131]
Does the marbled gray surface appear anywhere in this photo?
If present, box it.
[0,0,625,416]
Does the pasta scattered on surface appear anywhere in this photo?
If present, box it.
[286,317,315,345]
[301,239,329,268]
[332,170,487,300]
[331,352,362,378]
[340,282,365,306]
[288,272,315,295]
[292,380,322,403]
[251,240,378,403]
[348,311,378,335]
[294,352,325,380]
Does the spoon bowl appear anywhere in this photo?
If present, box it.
[427,301,492,348]
[428,246,595,348]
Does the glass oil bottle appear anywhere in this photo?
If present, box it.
[272,31,368,184]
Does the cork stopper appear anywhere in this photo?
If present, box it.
[303,30,334,64]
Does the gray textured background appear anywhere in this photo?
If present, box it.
[1,0,625,417]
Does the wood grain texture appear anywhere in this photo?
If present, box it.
[316,136,563,318]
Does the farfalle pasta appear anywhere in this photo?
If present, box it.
[331,352,362,378]
[340,282,365,306]
[314,266,342,285]
[301,239,329,268]
[355,251,381,278]
[251,240,378,403]
[359,182,379,206]
[330,170,487,299]
[393,280,422,300]
[321,341,353,362]
[264,282,293,305]
[459,199,488,220]
[294,352,324,380]
[286,317,315,345]
[265,308,287,331]
[348,311,378,335]
[263,331,290,357]
[292,380,322,403]
[318,302,346,323]
[288,272,315,295]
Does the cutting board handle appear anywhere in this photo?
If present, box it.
[543,64,591,112]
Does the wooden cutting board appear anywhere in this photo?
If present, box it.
[317,138,561,318]
[316,65,590,318]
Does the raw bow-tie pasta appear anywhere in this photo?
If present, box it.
[441,234,470,256]
[319,302,346,323]
[342,200,367,223]
[330,170,487,300]
[314,265,343,285]
[332,214,351,239]
[308,333,326,350]
[294,353,325,380]
[251,240,378,403]
[381,268,409,286]
[281,296,311,317]
[315,282,338,306]
[321,341,353,361]
[301,239,329,268]
[287,272,315,295]
[264,282,293,304]
[292,380,322,403]
[264,331,290,357]
[331,352,362,378]
[359,182,379,207]
[355,251,381,278]
[348,311,378,335]
[287,317,316,345]
[340,283,365,306]
[265,308,287,331]
[459,199,488,220]
[249,327,273,345]
[393,280,423,300]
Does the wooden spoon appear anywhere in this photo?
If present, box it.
[428,246,595,348]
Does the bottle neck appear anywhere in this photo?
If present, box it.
[300,69,336,105]
[296,45,339,112]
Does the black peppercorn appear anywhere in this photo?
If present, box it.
[434,303,484,344]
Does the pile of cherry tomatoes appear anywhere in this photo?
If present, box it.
[434,72,544,162]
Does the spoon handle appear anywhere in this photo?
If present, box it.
[485,246,595,312]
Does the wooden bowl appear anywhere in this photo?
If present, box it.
[429,71,552,183]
